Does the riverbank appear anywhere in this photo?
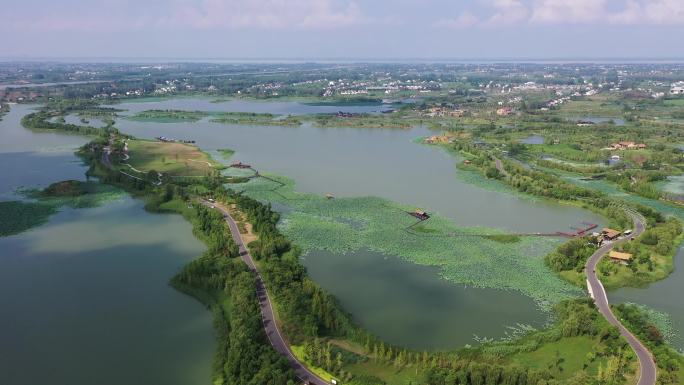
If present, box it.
[443,138,684,292]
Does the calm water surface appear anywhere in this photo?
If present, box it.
[110,97,388,115]
[113,105,603,233]
[304,250,544,349]
[110,98,609,348]
[609,247,684,351]
[0,105,214,385]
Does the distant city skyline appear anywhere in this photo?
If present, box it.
[4,0,684,59]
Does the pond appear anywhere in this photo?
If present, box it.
[609,247,684,351]
[567,116,626,126]
[520,135,544,145]
[0,105,214,385]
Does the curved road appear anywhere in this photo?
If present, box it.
[205,200,329,385]
[585,210,656,385]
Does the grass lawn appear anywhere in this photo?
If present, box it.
[128,110,208,123]
[597,253,673,290]
[664,99,684,107]
[290,345,336,382]
[508,336,605,380]
[556,98,624,117]
[343,360,424,385]
[126,139,220,177]
[559,269,586,287]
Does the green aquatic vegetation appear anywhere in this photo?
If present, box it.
[230,172,582,307]
[0,201,58,237]
[211,112,301,126]
[567,176,684,222]
[24,181,124,209]
[0,181,125,237]
[623,303,677,345]
[217,148,235,160]
[127,109,208,123]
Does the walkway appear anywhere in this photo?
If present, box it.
[202,200,329,385]
[585,211,656,385]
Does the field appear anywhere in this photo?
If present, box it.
[554,97,624,117]
[125,140,221,177]
[344,361,424,385]
[127,109,208,122]
[231,171,580,307]
[507,336,604,380]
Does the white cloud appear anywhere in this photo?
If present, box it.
[484,0,530,26]
[530,0,606,24]
[610,0,684,25]
[1,0,367,31]
[433,12,479,29]
[158,0,366,29]
[433,0,684,28]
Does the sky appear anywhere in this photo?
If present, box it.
[2,0,684,60]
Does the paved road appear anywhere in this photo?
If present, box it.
[205,201,329,385]
[585,211,656,385]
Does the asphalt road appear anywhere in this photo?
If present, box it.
[205,201,329,385]
[585,211,655,385]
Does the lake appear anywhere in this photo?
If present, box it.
[110,98,608,348]
[304,250,544,350]
[113,108,604,234]
[109,97,390,116]
[0,105,214,385]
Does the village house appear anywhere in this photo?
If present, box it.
[425,106,466,118]
[410,209,430,221]
[496,107,513,116]
[608,141,646,150]
[670,82,684,95]
[608,250,633,265]
[424,134,454,144]
[602,228,622,241]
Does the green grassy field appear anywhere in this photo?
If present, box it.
[507,336,604,380]
[344,360,424,385]
[127,109,208,123]
[555,98,624,117]
[290,345,337,382]
[126,140,221,177]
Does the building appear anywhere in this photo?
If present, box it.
[670,82,684,95]
[410,209,430,221]
[496,107,513,116]
[609,251,633,265]
[602,228,621,240]
[609,142,646,150]
[230,161,252,169]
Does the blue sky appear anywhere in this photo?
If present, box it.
[3,0,684,59]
